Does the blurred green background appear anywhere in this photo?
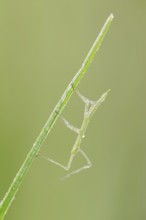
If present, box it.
[0,0,145,220]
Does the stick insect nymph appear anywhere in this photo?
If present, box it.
[40,89,110,180]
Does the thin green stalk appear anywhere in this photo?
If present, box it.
[0,14,114,220]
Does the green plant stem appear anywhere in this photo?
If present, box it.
[0,14,114,220]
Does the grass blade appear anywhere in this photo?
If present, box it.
[0,14,114,220]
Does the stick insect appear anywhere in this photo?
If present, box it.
[41,89,110,179]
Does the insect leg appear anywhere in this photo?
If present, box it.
[39,151,76,172]
[61,149,92,180]
[61,117,80,134]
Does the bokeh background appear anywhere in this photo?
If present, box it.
[0,1,146,220]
